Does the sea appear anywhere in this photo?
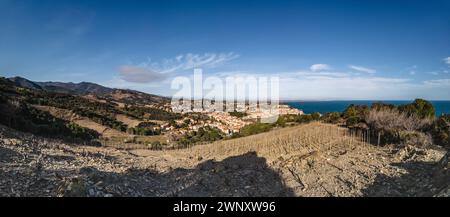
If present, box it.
[286,100,450,116]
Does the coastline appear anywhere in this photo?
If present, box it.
[286,100,450,115]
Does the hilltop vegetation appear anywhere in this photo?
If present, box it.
[127,121,162,136]
[319,99,449,149]
[177,126,224,148]
[8,76,169,104]
[432,115,450,148]
[1,76,449,151]
[223,98,449,150]
[2,78,129,132]
[0,98,99,143]
[0,77,174,145]
[123,105,180,121]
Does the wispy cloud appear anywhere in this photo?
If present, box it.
[113,57,450,99]
[310,64,332,72]
[293,70,350,78]
[209,70,419,100]
[107,60,450,100]
[406,65,417,75]
[137,52,239,74]
[444,57,450,66]
[208,60,450,100]
[118,65,168,83]
[277,73,450,100]
[118,52,239,83]
[348,65,376,74]
[423,79,450,87]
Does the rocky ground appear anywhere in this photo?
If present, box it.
[0,123,448,197]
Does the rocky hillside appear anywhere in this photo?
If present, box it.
[1,122,448,197]
[0,76,177,147]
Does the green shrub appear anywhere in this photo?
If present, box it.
[311,112,321,120]
[0,102,99,142]
[127,126,160,136]
[150,141,163,150]
[229,111,247,118]
[346,116,361,127]
[398,99,435,119]
[177,126,224,147]
[124,106,181,121]
[297,114,313,123]
[343,104,369,119]
[321,112,341,124]
[238,123,273,137]
[432,115,450,148]
[275,114,299,127]
[399,131,433,147]
[67,123,100,141]
[0,93,6,103]
[371,102,396,111]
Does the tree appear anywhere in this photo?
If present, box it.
[399,99,435,119]
[311,112,321,120]
[321,112,341,124]
[229,111,247,118]
[346,116,361,128]
[297,114,313,123]
[371,102,395,111]
[433,114,450,148]
[343,104,369,119]
[342,105,369,128]
[239,123,273,137]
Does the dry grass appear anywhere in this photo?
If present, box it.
[32,104,129,137]
[138,122,376,164]
[366,107,433,132]
[115,114,141,128]
[32,104,171,149]
[101,134,168,150]
[32,105,78,121]
[124,122,395,197]
[74,119,128,137]
[1,120,445,197]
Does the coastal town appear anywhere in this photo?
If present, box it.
[167,100,304,138]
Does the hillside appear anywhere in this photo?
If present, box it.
[7,76,169,104]
[1,122,448,197]
[8,76,43,90]
[1,75,449,197]
[0,76,176,147]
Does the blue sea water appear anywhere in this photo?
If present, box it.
[286,100,450,116]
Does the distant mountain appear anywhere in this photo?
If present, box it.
[36,81,114,95]
[8,76,43,90]
[8,76,113,95]
[6,76,169,104]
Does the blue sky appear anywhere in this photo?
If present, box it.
[0,0,449,100]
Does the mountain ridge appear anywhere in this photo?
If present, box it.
[8,76,113,95]
[6,76,169,102]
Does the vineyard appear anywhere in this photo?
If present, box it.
[124,122,447,196]
[179,122,377,161]
[1,121,448,196]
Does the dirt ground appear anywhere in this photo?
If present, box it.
[0,123,448,197]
